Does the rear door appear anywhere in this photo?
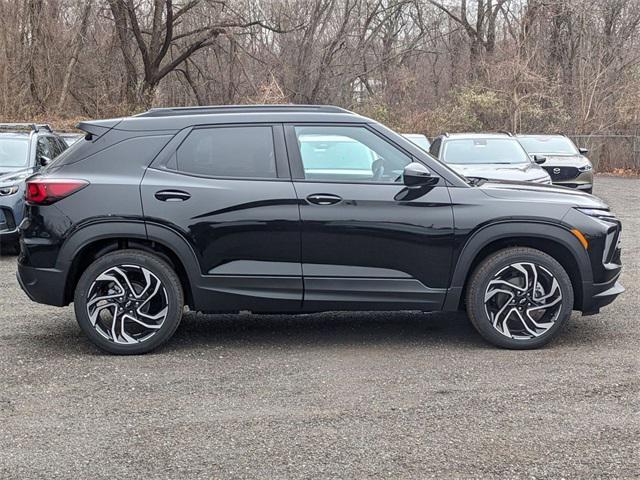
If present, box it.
[141,123,302,312]
[285,124,455,311]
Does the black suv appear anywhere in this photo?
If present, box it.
[17,105,623,354]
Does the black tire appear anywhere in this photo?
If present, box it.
[74,249,184,355]
[465,247,574,349]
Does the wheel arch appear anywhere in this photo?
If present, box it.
[59,221,200,308]
[443,221,592,311]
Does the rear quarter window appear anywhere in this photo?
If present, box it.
[175,126,276,179]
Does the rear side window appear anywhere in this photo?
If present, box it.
[176,126,276,178]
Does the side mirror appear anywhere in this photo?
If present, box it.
[533,155,546,164]
[579,147,589,155]
[403,162,438,188]
[39,156,51,167]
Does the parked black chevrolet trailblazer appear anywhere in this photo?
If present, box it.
[17,106,623,354]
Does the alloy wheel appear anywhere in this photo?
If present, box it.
[483,262,563,340]
[86,264,169,344]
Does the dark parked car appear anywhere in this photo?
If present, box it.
[516,134,594,193]
[0,124,67,250]
[17,105,623,354]
[429,133,552,184]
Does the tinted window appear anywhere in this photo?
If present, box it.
[295,126,411,183]
[177,126,276,178]
[429,138,441,158]
[441,138,530,164]
[518,136,578,155]
[36,137,56,161]
[0,138,29,168]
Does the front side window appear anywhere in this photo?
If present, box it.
[295,126,411,183]
[176,126,276,178]
[441,138,530,165]
[518,136,578,155]
[0,138,29,168]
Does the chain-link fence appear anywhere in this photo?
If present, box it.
[569,134,640,173]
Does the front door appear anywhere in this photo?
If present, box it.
[141,124,302,312]
[285,124,454,311]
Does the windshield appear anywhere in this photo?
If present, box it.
[442,138,530,165]
[518,136,578,155]
[0,138,29,169]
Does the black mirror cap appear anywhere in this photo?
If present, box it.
[533,155,546,164]
[579,147,589,155]
[403,162,439,188]
[39,156,51,166]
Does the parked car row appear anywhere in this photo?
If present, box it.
[9,105,623,355]
[0,124,78,250]
[402,131,594,193]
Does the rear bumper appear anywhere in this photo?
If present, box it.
[17,262,67,306]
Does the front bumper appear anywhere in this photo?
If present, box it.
[581,278,624,315]
[17,261,68,306]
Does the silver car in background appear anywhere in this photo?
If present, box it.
[402,133,431,151]
[428,133,552,184]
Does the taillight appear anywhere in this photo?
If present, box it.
[25,179,89,205]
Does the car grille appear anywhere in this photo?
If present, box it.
[543,166,580,181]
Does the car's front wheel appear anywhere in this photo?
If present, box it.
[74,250,184,355]
[465,247,574,349]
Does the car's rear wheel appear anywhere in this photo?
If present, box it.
[74,250,184,355]
[465,247,574,349]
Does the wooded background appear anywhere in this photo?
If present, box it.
[1,0,639,170]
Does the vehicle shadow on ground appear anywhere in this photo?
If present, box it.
[165,310,489,352]
[26,306,605,356]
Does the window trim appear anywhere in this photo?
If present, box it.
[284,122,426,185]
[154,123,291,182]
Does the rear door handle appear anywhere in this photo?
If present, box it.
[306,193,342,205]
[155,190,191,202]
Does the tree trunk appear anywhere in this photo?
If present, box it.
[56,1,92,112]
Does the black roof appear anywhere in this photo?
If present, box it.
[79,104,366,133]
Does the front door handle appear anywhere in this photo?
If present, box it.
[155,190,191,202]
[306,193,342,205]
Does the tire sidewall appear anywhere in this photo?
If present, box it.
[74,250,183,355]
[467,248,574,349]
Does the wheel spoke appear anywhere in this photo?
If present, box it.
[86,264,169,345]
[484,261,563,340]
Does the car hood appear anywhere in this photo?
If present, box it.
[478,179,608,209]
[448,162,548,181]
[535,154,591,167]
[0,168,35,186]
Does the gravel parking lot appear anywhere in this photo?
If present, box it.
[1,175,638,479]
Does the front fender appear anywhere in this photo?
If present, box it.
[443,220,592,311]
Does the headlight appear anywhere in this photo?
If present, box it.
[0,185,19,196]
[576,207,615,219]
[578,164,593,172]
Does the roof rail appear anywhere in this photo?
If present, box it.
[497,130,513,136]
[0,123,52,133]
[136,104,353,118]
[443,132,450,137]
